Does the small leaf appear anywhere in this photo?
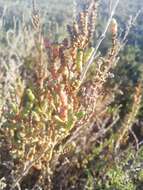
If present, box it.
[83,47,95,64]
[76,49,83,73]
[76,111,85,119]
[26,89,35,102]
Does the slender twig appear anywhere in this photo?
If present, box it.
[80,0,120,83]
[121,10,141,47]
[129,128,139,150]
[0,5,7,30]
[11,139,57,190]
[65,115,120,146]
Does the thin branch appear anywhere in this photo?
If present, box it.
[121,10,141,47]
[129,128,139,150]
[80,0,120,83]
[11,139,57,190]
[65,115,120,146]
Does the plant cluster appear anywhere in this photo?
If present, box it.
[0,0,143,189]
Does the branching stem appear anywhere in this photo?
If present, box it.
[80,0,120,83]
